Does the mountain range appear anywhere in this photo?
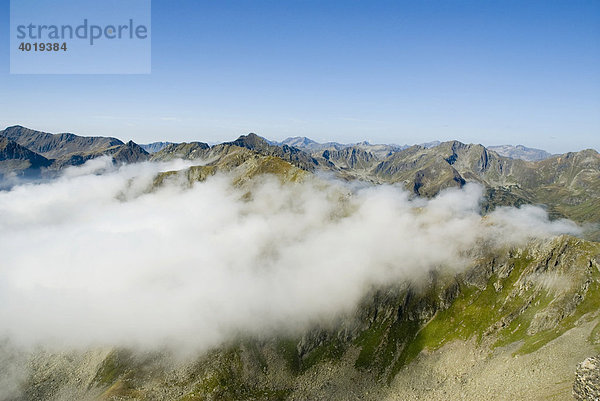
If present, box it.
[2,125,598,231]
[148,132,600,234]
[0,126,149,181]
[1,125,599,400]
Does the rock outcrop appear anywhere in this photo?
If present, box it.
[574,356,600,400]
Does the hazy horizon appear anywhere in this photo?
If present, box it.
[2,123,598,154]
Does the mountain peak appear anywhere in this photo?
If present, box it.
[109,140,149,163]
[488,144,552,161]
[229,133,272,150]
[281,136,318,146]
[5,124,27,130]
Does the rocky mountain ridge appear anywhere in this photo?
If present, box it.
[1,126,598,233]
[278,136,555,162]
[151,134,600,236]
[0,126,150,179]
[3,235,598,400]
[0,126,123,159]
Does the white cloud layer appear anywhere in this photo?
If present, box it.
[0,159,581,350]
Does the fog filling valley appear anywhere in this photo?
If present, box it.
[0,157,581,351]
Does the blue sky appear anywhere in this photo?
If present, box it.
[0,0,599,152]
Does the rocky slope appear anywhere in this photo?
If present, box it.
[150,142,210,162]
[368,142,600,230]
[106,141,150,164]
[149,134,323,185]
[275,137,597,227]
[228,134,320,171]
[2,235,598,400]
[573,355,600,400]
[152,144,306,189]
[279,137,406,173]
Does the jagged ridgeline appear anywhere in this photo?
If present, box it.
[0,126,599,400]
[2,126,599,231]
[0,126,149,182]
[149,133,600,239]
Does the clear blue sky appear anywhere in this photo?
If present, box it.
[1,0,599,153]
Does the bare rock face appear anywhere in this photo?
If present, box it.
[574,356,600,400]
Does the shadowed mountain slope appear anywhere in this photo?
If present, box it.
[0,126,150,172]
[0,125,124,159]
[0,137,52,179]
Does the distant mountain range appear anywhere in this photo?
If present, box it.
[0,125,149,180]
[1,125,598,229]
[488,144,553,161]
[276,137,553,161]
[277,136,408,158]
[140,141,174,153]
[0,127,559,182]
[149,133,600,231]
